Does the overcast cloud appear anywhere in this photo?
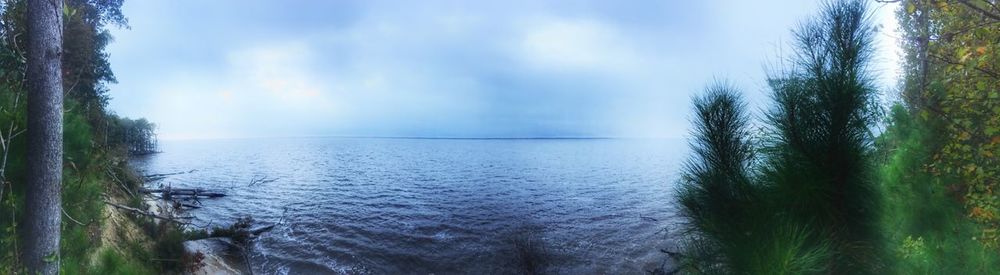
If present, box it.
[107,0,901,139]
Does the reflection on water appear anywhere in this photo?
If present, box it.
[132,137,685,274]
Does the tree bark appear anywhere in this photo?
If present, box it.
[23,0,63,273]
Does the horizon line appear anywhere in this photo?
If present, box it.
[157,134,685,141]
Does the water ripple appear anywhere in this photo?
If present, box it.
[132,138,686,274]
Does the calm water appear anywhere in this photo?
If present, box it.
[132,137,686,274]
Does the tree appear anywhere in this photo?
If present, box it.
[22,0,61,273]
[676,0,883,273]
[763,1,883,271]
[897,0,1000,246]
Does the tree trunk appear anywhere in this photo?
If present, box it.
[23,0,63,273]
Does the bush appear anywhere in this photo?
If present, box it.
[878,105,1000,273]
[89,249,152,275]
[151,221,187,272]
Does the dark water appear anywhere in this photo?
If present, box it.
[132,137,686,274]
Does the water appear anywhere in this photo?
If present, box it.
[132,137,687,274]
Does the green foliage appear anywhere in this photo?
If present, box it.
[897,0,1000,246]
[761,1,884,272]
[106,114,158,155]
[676,84,835,274]
[89,248,153,275]
[208,215,254,245]
[677,82,757,242]
[676,1,884,273]
[149,221,188,272]
[878,105,1000,274]
[0,0,163,273]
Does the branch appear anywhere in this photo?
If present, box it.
[106,167,136,198]
[929,52,1000,79]
[143,169,196,181]
[104,201,190,224]
[62,208,86,226]
[247,175,278,187]
[957,0,1000,21]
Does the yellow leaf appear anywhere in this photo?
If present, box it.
[937,1,948,9]
[960,52,973,63]
[958,47,969,59]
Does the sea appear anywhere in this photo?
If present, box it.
[131,137,687,274]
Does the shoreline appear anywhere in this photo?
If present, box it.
[144,195,250,274]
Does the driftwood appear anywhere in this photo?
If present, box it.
[178,202,202,209]
[247,175,278,187]
[104,201,190,224]
[143,169,196,181]
[140,187,226,199]
[249,224,275,236]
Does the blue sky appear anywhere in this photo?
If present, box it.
[106,0,901,140]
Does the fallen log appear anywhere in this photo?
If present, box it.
[179,203,202,209]
[165,191,226,198]
[140,187,210,193]
[249,224,275,236]
[143,169,196,180]
[140,187,227,198]
[104,201,190,224]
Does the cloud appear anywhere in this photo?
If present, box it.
[107,0,902,139]
[515,18,638,72]
[228,42,331,106]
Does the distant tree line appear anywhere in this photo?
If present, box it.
[107,114,158,155]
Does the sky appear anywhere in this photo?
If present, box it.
[106,0,902,140]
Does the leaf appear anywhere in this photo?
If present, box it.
[960,50,973,63]
[906,3,916,14]
[987,126,1000,136]
[938,1,950,10]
